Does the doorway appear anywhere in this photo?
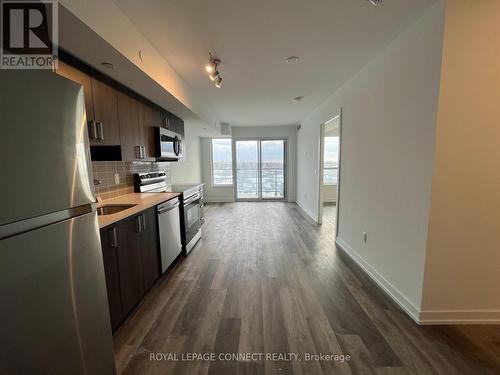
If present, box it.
[234,139,287,201]
[318,112,342,235]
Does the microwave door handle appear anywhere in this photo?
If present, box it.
[174,136,180,155]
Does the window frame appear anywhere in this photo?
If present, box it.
[211,138,234,187]
[323,136,339,186]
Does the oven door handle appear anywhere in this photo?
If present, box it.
[183,193,200,206]
[158,201,180,214]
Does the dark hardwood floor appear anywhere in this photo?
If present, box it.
[114,202,500,375]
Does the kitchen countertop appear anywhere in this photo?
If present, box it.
[97,192,181,229]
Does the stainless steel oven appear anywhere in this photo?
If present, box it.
[182,187,203,254]
[154,127,183,160]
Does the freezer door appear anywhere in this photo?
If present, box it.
[0,70,94,226]
[0,212,116,374]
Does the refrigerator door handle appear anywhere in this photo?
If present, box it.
[0,204,95,240]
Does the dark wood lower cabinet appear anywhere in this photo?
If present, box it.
[100,206,161,332]
[116,214,145,317]
[140,207,161,291]
[99,226,123,332]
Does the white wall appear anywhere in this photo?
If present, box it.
[201,125,297,203]
[201,138,235,202]
[169,121,202,184]
[420,0,500,323]
[297,2,445,315]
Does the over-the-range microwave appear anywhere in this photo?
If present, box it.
[154,127,184,161]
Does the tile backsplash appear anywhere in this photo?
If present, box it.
[92,161,171,200]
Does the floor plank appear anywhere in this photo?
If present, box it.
[114,202,500,375]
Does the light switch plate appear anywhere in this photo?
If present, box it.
[114,173,120,185]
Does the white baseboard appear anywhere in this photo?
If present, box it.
[335,238,421,323]
[419,310,500,324]
[296,200,319,224]
[205,199,235,203]
[335,238,500,325]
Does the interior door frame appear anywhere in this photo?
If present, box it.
[233,137,288,202]
[317,110,343,236]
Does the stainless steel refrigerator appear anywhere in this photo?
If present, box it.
[0,70,116,374]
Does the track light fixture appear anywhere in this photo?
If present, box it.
[206,53,222,88]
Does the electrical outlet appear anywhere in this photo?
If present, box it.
[114,173,120,185]
[363,232,367,244]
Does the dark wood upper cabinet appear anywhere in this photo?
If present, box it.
[116,215,145,316]
[164,111,184,137]
[99,226,123,332]
[90,76,121,146]
[57,54,185,159]
[155,107,166,129]
[138,101,156,159]
[139,207,161,291]
[117,91,141,160]
[56,60,94,121]
[174,115,185,138]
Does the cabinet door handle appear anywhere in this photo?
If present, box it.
[141,214,146,231]
[96,121,104,140]
[88,121,97,139]
[110,227,117,247]
[136,215,142,233]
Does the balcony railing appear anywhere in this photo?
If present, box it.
[236,167,284,198]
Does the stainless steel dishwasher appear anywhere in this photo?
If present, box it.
[157,198,182,273]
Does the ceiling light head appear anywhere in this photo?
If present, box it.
[366,0,383,5]
[285,56,300,64]
[214,77,223,88]
[101,62,114,69]
[206,53,221,72]
[209,70,220,81]
[293,96,304,103]
[205,64,215,73]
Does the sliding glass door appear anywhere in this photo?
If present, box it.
[235,139,286,200]
[235,140,259,199]
[261,140,285,198]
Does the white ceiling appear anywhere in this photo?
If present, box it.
[113,0,436,127]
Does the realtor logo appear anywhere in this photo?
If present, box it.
[1,0,58,69]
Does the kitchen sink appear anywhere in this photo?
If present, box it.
[97,204,137,216]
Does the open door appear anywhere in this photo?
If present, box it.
[318,111,342,236]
